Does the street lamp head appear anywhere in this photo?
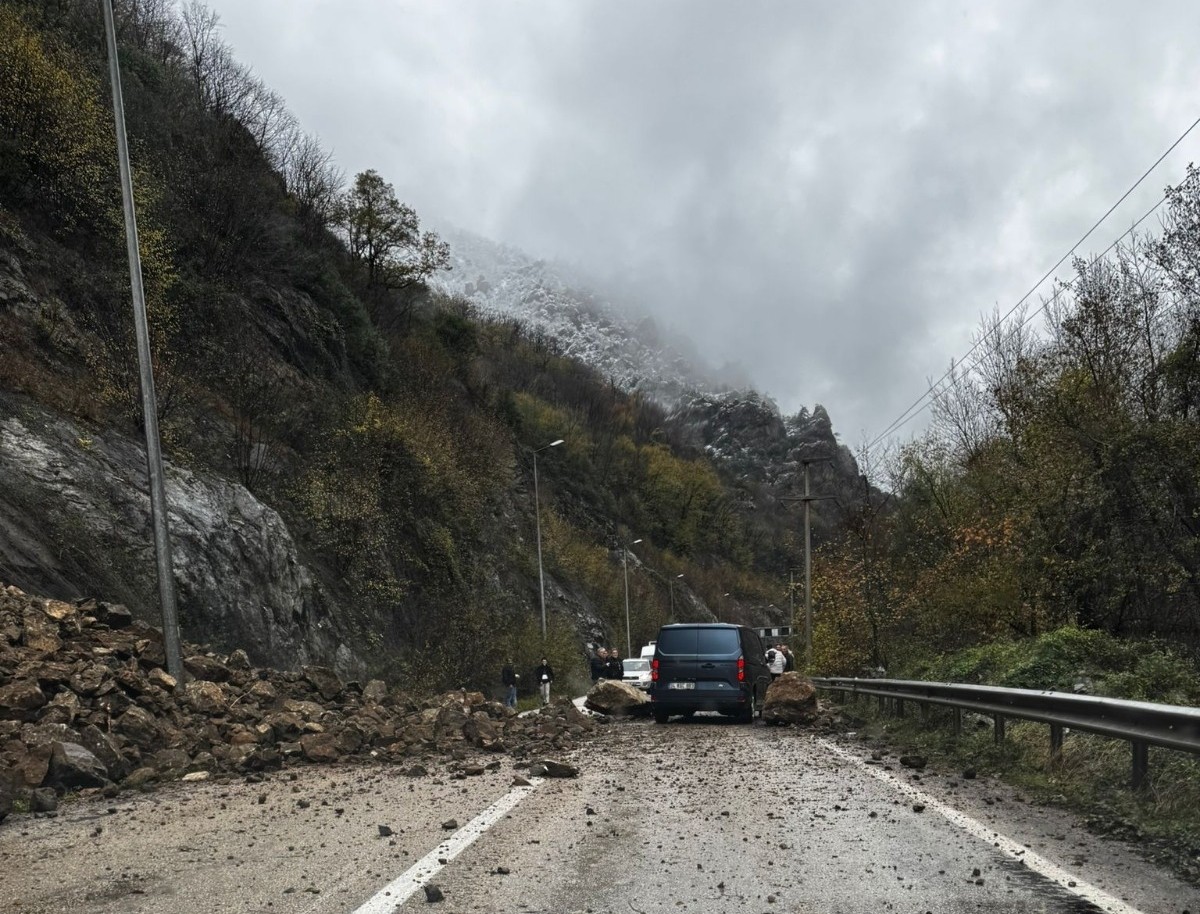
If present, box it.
[676,573,684,579]
[549,439,564,447]
[631,538,642,546]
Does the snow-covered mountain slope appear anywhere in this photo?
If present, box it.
[435,228,730,405]
[434,229,861,491]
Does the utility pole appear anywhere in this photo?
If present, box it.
[102,0,182,680]
[531,439,564,638]
[622,538,642,656]
[781,459,835,669]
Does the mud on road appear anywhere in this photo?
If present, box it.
[2,714,1197,914]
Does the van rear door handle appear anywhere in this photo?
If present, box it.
[700,663,716,669]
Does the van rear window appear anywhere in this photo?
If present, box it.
[656,627,740,655]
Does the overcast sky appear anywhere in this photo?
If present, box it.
[210,0,1200,449]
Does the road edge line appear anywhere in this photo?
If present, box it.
[819,739,1144,914]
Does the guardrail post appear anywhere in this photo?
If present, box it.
[921,702,930,724]
[1049,724,1064,767]
[994,714,1006,745]
[1131,741,1148,790]
[895,699,906,718]
[878,695,886,714]
[951,708,961,737]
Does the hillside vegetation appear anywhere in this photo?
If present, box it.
[0,0,825,691]
[814,164,1200,688]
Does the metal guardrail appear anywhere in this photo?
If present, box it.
[811,677,1200,789]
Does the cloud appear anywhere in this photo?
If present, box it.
[212,0,1200,448]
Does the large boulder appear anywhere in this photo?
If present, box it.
[184,654,230,683]
[299,732,339,763]
[0,680,47,721]
[303,666,343,702]
[47,741,108,789]
[183,680,228,715]
[584,680,650,716]
[762,672,819,725]
[0,763,18,822]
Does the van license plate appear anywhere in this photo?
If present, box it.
[668,682,695,689]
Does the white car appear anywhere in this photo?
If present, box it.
[622,657,653,691]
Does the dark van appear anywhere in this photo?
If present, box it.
[649,623,772,723]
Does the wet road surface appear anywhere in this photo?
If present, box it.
[2,712,1197,913]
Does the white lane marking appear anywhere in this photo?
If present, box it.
[349,778,542,914]
[819,739,1144,914]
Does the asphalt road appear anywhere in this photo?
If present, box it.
[2,713,1197,914]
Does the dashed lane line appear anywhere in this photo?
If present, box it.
[348,777,543,914]
[819,738,1144,914]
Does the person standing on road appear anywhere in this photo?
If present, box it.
[781,644,795,673]
[501,660,519,709]
[590,647,609,682]
[533,657,555,706]
[605,650,624,681]
[767,645,786,680]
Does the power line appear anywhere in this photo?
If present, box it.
[867,115,1200,452]
[869,189,1174,447]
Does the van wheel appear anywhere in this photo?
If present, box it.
[653,711,670,724]
[740,691,756,723]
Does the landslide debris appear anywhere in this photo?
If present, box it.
[583,679,650,716]
[0,583,595,810]
[762,671,843,727]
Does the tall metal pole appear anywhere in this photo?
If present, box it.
[789,568,795,639]
[622,547,632,657]
[102,0,182,680]
[534,450,546,638]
[803,462,813,669]
[530,439,562,639]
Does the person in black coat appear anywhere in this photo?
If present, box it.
[501,661,519,709]
[604,651,625,681]
[589,647,609,682]
[533,658,555,706]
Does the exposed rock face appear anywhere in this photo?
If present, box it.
[584,679,650,716]
[0,395,355,675]
[0,582,597,804]
[762,672,820,725]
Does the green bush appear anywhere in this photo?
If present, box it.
[907,626,1200,703]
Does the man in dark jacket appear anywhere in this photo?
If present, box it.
[533,658,555,706]
[501,661,519,709]
[589,647,609,682]
[604,651,624,680]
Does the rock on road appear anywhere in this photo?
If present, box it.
[2,715,1197,914]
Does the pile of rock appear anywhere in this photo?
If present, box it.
[0,584,594,820]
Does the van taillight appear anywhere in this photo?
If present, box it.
[651,658,659,682]
[737,656,745,682]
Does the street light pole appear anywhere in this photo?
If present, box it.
[622,538,642,656]
[670,573,683,622]
[101,0,182,680]
[780,459,834,670]
[803,462,813,668]
[533,439,564,638]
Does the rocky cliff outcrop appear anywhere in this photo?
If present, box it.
[0,395,354,674]
[668,390,861,492]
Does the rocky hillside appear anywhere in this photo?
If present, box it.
[439,230,866,519]
[0,0,861,691]
[0,582,593,822]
